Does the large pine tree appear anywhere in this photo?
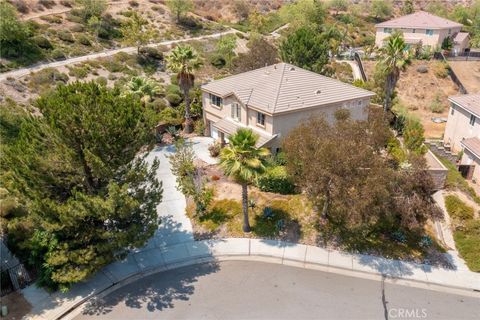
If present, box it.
[1,82,162,291]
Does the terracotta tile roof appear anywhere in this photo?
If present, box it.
[212,118,276,147]
[376,11,462,29]
[461,137,480,159]
[449,93,480,117]
[201,63,375,115]
[454,32,469,43]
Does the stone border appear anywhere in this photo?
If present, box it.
[26,238,480,320]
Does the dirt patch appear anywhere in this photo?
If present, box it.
[448,60,480,94]
[363,60,460,138]
[0,291,32,320]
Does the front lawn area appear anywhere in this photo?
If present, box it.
[444,194,480,272]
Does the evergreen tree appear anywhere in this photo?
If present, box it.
[1,82,162,291]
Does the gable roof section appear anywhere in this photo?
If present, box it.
[201,63,375,114]
[376,11,462,29]
[461,137,480,159]
[454,32,469,44]
[449,93,480,117]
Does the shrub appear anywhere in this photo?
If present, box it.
[208,142,221,157]
[66,13,83,23]
[194,119,205,135]
[70,24,85,32]
[77,34,92,46]
[12,0,29,13]
[209,54,226,68]
[40,15,63,24]
[96,76,108,86]
[58,30,75,43]
[38,0,55,9]
[33,36,53,49]
[387,137,407,164]
[129,0,139,7]
[445,195,475,221]
[50,48,66,60]
[433,61,449,78]
[403,117,427,155]
[60,0,74,7]
[166,93,182,106]
[257,166,296,195]
[159,106,183,126]
[139,47,164,60]
[68,66,90,79]
[430,94,445,113]
[29,68,69,91]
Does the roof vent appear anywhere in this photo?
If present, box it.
[315,89,321,94]
[289,66,295,71]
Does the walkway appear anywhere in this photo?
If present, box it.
[0,30,236,81]
[19,139,480,320]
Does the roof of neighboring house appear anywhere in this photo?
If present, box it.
[212,118,276,147]
[454,32,470,43]
[375,11,463,29]
[461,137,480,159]
[201,63,375,114]
[449,93,480,117]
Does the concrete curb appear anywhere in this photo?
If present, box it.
[24,238,480,320]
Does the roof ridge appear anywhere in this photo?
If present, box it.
[272,63,288,113]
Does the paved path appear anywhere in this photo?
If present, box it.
[72,260,480,320]
[338,59,363,81]
[0,30,236,81]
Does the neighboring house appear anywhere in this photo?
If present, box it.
[443,93,480,181]
[375,11,469,54]
[201,63,375,151]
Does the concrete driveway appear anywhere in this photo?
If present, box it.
[74,261,480,320]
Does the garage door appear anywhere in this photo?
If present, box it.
[210,125,219,140]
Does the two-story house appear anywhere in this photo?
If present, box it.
[375,11,469,55]
[201,63,375,151]
[443,93,480,180]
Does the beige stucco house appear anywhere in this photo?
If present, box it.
[375,11,469,55]
[443,93,480,181]
[201,63,375,151]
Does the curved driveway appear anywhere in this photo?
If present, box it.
[74,260,479,320]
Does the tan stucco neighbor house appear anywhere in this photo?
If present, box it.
[443,93,480,181]
[375,11,469,55]
[201,63,375,151]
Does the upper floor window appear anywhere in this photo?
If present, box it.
[257,112,265,126]
[384,28,392,33]
[470,114,476,126]
[448,28,452,35]
[231,103,241,121]
[209,93,223,107]
[412,28,416,33]
[426,29,434,36]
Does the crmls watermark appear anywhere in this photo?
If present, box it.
[388,308,428,319]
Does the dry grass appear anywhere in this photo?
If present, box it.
[448,60,480,94]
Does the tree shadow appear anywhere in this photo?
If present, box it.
[81,261,219,316]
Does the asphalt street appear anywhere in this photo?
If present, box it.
[74,261,480,320]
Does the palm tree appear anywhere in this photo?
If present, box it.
[378,32,412,113]
[124,76,161,105]
[166,45,202,133]
[219,129,270,232]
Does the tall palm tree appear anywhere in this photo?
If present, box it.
[166,45,202,133]
[378,32,412,113]
[219,129,270,232]
[124,76,161,105]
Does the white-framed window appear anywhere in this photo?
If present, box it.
[384,28,392,33]
[257,112,265,126]
[209,93,223,107]
[231,103,241,121]
[426,29,434,36]
[470,114,476,126]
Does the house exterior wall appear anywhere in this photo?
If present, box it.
[375,27,462,48]
[269,98,370,150]
[460,149,480,182]
[453,36,470,54]
[444,103,480,153]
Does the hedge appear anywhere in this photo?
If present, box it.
[444,195,474,221]
[257,166,296,195]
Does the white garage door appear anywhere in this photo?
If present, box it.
[210,125,219,140]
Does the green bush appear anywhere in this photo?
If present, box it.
[166,93,182,107]
[437,155,480,204]
[454,219,480,272]
[95,76,108,86]
[194,119,205,135]
[66,13,84,23]
[57,30,74,43]
[257,166,296,195]
[139,47,163,60]
[77,34,92,46]
[70,24,85,33]
[430,94,445,113]
[29,68,69,91]
[445,195,475,221]
[50,48,66,60]
[33,36,53,49]
[159,106,183,126]
[68,65,90,79]
[433,61,449,78]
[403,117,427,155]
